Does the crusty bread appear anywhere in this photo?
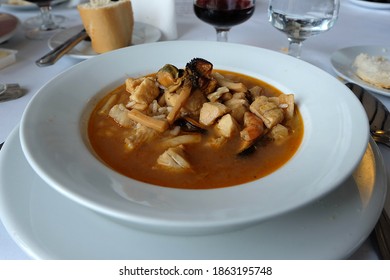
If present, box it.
[78,0,134,54]
[353,53,390,89]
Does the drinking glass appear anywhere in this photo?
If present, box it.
[268,0,340,58]
[193,0,256,42]
[23,0,65,40]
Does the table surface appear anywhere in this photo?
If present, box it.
[0,0,389,260]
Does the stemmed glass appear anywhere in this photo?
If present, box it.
[23,0,65,40]
[193,0,256,42]
[268,0,340,58]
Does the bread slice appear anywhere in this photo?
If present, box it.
[78,0,134,54]
[353,53,390,89]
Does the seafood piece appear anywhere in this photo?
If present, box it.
[278,94,295,120]
[124,124,158,151]
[237,140,257,157]
[207,86,230,102]
[166,78,192,124]
[206,136,228,149]
[156,64,183,89]
[174,117,207,134]
[248,86,264,101]
[270,124,289,143]
[98,94,118,115]
[127,109,169,133]
[183,88,208,115]
[240,112,264,141]
[213,72,247,92]
[216,114,239,138]
[224,96,249,124]
[249,96,284,129]
[156,145,191,171]
[199,102,230,126]
[186,58,217,93]
[161,134,202,148]
[125,77,160,106]
[108,104,135,128]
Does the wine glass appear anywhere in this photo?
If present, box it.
[193,0,256,42]
[23,0,65,40]
[268,0,340,58]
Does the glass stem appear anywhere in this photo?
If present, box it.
[215,28,230,42]
[39,6,57,31]
[287,39,303,58]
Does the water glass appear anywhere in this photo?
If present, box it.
[268,0,340,58]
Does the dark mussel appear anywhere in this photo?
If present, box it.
[174,116,208,134]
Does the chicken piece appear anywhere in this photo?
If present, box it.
[199,102,230,126]
[156,145,191,171]
[108,104,135,128]
[126,77,160,105]
[216,114,239,138]
[213,72,247,92]
[269,124,289,144]
[124,124,159,151]
[249,96,284,129]
[240,112,264,141]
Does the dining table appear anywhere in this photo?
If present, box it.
[0,0,389,260]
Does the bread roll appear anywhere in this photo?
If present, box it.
[353,53,390,89]
[78,0,134,54]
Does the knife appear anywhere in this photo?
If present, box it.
[35,29,89,67]
[346,82,390,260]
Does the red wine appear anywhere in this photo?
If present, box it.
[194,2,255,28]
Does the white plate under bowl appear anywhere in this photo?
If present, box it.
[48,23,161,60]
[1,127,386,259]
[330,45,390,96]
[19,41,369,235]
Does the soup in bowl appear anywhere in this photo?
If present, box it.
[88,58,304,189]
[19,41,369,235]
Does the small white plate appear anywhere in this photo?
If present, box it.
[0,127,386,259]
[349,0,390,9]
[330,45,390,97]
[48,23,162,60]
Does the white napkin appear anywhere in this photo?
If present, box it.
[131,0,177,40]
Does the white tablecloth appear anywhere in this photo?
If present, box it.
[0,0,389,259]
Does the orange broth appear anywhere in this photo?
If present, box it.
[88,70,304,189]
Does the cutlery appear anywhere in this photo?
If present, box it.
[35,29,88,67]
[0,83,25,102]
[346,82,390,260]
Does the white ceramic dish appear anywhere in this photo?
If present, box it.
[19,41,369,235]
[48,23,161,60]
[349,0,390,9]
[330,45,390,97]
[0,127,386,259]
